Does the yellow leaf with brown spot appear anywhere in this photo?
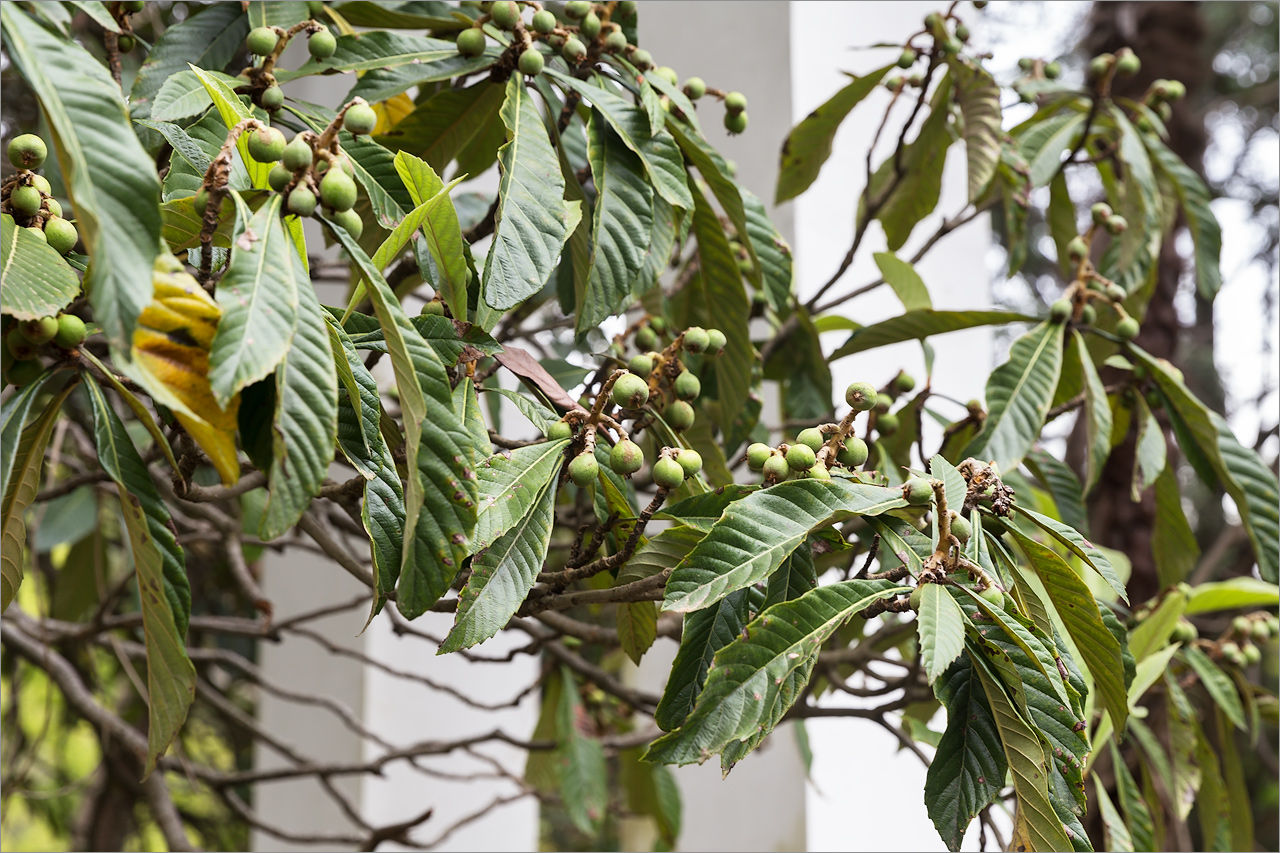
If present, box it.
[126,251,241,485]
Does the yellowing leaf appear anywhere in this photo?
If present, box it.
[373,92,414,134]
[128,251,241,484]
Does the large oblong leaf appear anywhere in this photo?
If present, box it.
[663,479,908,614]
[918,583,968,684]
[775,65,892,204]
[84,377,195,778]
[473,439,571,553]
[440,474,557,653]
[576,110,654,332]
[130,2,247,131]
[2,5,162,354]
[964,320,1064,473]
[1,214,81,321]
[375,80,505,175]
[481,74,582,312]
[1147,137,1221,299]
[951,58,1003,201]
[644,579,907,765]
[1019,112,1085,188]
[832,309,1034,359]
[209,194,301,407]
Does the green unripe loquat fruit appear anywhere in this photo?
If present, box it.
[635,325,659,350]
[320,169,358,211]
[457,27,487,56]
[568,452,598,486]
[797,428,824,451]
[563,37,587,62]
[1115,48,1140,76]
[762,454,790,482]
[420,300,445,316]
[30,175,50,195]
[724,111,748,134]
[893,372,915,394]
[955,23,970,42]
[904,477,933,505]
[10,185,41,218]
[8,135,46,171]
[20,316,59,346]
[564,1,591,18]
[683,77,706,99]
[247,27,279,55]
[604,29,627,52]
[665,400,695,431]
[630,48,652,69]
[909,585,925,611]
[1067,236,1089,261]
[53,313,86,349]
[309,28,337,59]
[877,411,900,434]
[949,513,972,542]
[655,67,679,87]
[1116,317,1140,341]
[628,353,655,378]
[332,207,364,238]
[344,104,377,135]
[6,332,38,361]
[25,227,46,243]
[269,163,293,191]
[288,186,318,217]
[786,443,816,471]
[579,11,601,38]
[898,48,916,68]
[682,327,710,353]
[610,439,644,475]
[7,358,43,387]
[283,137,313,171]
[44,217,78,255]
[724,91,747,113]
[704,328,727,355]
[676,448,702,477]
[491,1,520,29]
[838,436,869,468]
[1044,61,1061,79]
[1050,298,1072,323]
[1080,304,1097,325]
[808,462,831,480]
[531,10,556,33]
[519,48,545,76]
[617,0,636,16]
[1243,643,1261,665]
[653,457,685,490]
[1088,54,1113,81]
[674,371,701,401]
[845,381,877,411]
[261,85,285,110]
[248,126,287,163]
[1105,214,1128,235]
[547,420,573,441]
[746,442,772,471]
[611,372,650,409]
[979,585,1005,607]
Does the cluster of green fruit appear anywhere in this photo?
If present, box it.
[867,372,917,436]
[1049,203,1142,339]
[1017,56,1063,80]
[109,1,146,53]
[621,321,726,432]
[243,9,337,110]
[2,313,87,387]
[1088,46,1142,84]
[4,135,81,255]
[1214,613,1279,667]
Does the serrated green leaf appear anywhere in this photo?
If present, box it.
[1069,331,1112,493]
[739,186,792,312]
[577,110,654,332]
[1182,646,1245,731]
[1017,507,1126,604]
[965,321,1064,473]
[1009,527,1127,734]
[441,475,555,653]
[151,68,243,122]
[549,71,692,211]
[663,479,908,613]
[0,214,80,322]
[209,194,300,407]
[763,544,818,610]
[1131,396,1166,500]
[926,652,1007,851]
[1152,465,1198,588]
[918,584,968,683]
[376,80,505,175]
[1019,112,1085,187]
[951,58,1003,201]
[1048,172,1078,277]
[775,65,892,203]
[874,251,933,312]
[646,579,907,765]
[2,5,162,354]
[481,74,581,312]
[188,65,272,189]
[1147,136,1221,299]
[1111,740,1156,852]
[473,440,570,553]
[832,310,1034,359]
[618,598,658,666]
[85,376,195,778]
[2,380,76,614]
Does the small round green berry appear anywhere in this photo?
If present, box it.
[1221,641,1242,667]
[9,185,42,218]
[247,27,279,56]
[6,358,43,387]
[898,48,916,69]
[762,454,790,483]
[568,452,599,486]
[1067,236,1088,261]
[874,393,893,413]
[320,169,358,211]
[288,186,317,217]
[309,27,337,59]
[1017,57,1034,71]
[904,477,933,505]
[1105,215,1128,235]
[845,381,878,411]
[1044,61,1062,79]
[786,443,816,472]
[721,92,747,115]
[261,85,285,110]
[674,370,701,401]
[53,313,86,349]
[610,439,644,475]
[1232,615,1252,634]
[955,23,970,42]
[1116,317,1140,341]
[654,66,679,87]
[531,10,556,33]
[648,317,667,335]
[979,585,1005,607]
[44,217,78,255]
[1251,621,1270,642]
[704,328,727,355]
[682,327,710,354]
[457,27,487,56]
[344,104,377,135]
[1106,284,1127,302]
[1080,304,1097,325]
[653,457,685,490]
[248,126,287,163]
[635,325,659,350]
[1172,620,1198,643]
[1050,298,1072,323]
[283,137,313,171]
[683,77,706,99]
[676,448,702,478]
[666,400,695,431]
[332,207,364,238]
[6,332,38,361]
[1243,643,1261,665]
[630,48,652,69]
[43,198,61,218]
[808,462,831,480]
[797,428,824,451]
[627,353,655,379]
[838,436,869,468]
[924,12,943,29]
[877,411,900,434]
[579,11,601,38]
[617,0,636,16]
[518,48,545,76]
[123,1,146,11]
[1088,54,1113,81]
[1115,48,1140,76]
[746,443,772,471]
[909,585,925,611]
[547,420,573,441]
[19,316,59,346]
[724,110,748,135]
[949,513,972,542]
[9,133,48,170]
[307,1,326,17]
[893,372,916,394]
[564,0,591,18]
[604,29,628,52]
[269,162,293,191]
[420,300,445,316]
[1164,79,1186,101]
[1091,202,1113,224]
[30,175,50,195]
[490,0,519,29]
[563,37,587,62]
[942,37,963,54]
[611,372,650,409]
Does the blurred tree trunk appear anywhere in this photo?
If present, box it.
[1079,1,1219,608]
